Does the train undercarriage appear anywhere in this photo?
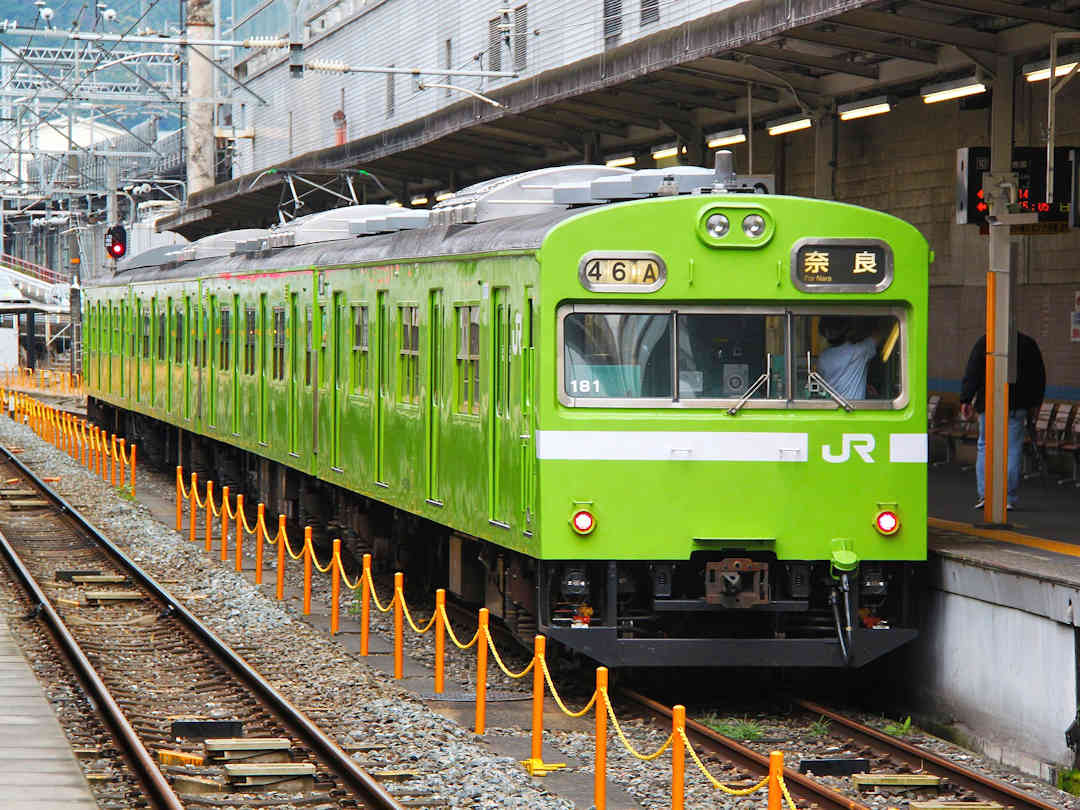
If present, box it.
[92,397,919,668]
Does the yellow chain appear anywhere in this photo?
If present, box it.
[484,627,535,679]
[308,538,334,573]
[440,605,480,649]
[540,654,597,716]
[365,569,395,613]
[397,587,438,633]
[677,728,769,795]
[777,774,799,810]
[599,688,673,761]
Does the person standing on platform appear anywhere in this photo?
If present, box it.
[960,332,1046,510]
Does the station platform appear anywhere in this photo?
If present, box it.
[0,617,96,808]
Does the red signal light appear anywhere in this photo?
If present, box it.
[570,509,596,535]
[874,510,900,536]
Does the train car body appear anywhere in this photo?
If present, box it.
[82,164,929,668]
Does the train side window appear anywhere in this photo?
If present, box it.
[456,305,481,414]
[791,313,902,404]
[398,305,419,404]
[244,307,257,375]
[272,307,286,380]
[220,308,231,372]
[352,305,369,393]
[175,309,184,365]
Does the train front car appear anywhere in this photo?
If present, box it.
[534,189,928,668]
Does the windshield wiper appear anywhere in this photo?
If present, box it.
[806,351,854,412]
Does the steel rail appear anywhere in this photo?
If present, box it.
[0,445,405,810]
[795,699,1059,810]
[619,689,868,810]
[0,529,184,809]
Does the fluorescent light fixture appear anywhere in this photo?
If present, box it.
[921,77,986,104]
[767,115,812,136]
[838,95,892,121]
[706,128,746,148]
[605,153,636,168]
[410,195,429,206]
[435,190,453,202]
[1023,57,1080,82]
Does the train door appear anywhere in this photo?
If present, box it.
[426,289,443,504]
[520,290,536,533]
[289,292,299,455]
[331,292,345,470]
[259,293,268,445]
[488,287,512,528]
[375,290,388,485]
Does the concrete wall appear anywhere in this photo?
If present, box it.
[912,553,1080,778]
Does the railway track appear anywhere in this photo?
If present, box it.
[0,445,406,810]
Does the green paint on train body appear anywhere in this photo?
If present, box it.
[82,192,928,572]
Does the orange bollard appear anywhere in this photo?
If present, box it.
[275,515,286,600]
[330,539,341,635]
[118,439,126,488]
[531,635,545,763]
[434,589,445,695]
[220,486,230,563]
[476,608,489,735]
[672,705,686,810]
[303,526,313,616]
[595,667,608,810]
[393,572,403,678]
[767,750,783,810]
[129,444,136,497]
[189,472,198,543]
[235,494,244,572]
[204,481,214,552]
[175,466,183,532]
[254,503,265,584]
[360,553,371,656]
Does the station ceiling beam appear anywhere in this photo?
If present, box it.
[834,10,999,52]
[737,44,880,79]
[786,28,940,64]
[918,0,1080,28]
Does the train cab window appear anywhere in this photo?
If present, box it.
[398,305,420,404]
[220,308,231,372]
[174,310,184,365]
[244,308,257,375]
[676,313,785,400]
[562,312,673,399]
[792,313,902,405]
[272,307,286,381]
[352,305,369,393]
[456,305,481,414]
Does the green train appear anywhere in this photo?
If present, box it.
[82,160,928,668]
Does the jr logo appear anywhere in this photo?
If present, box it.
[822,433,876,463]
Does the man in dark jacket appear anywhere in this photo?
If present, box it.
[960,332,1046,509]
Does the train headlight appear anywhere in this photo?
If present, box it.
[705,213,730,238]
[571,509,596,535]
[742,214,767,238]
[874,509,900,536]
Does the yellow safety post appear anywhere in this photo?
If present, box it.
[434,589,445,694]
[189,472,198,543]
[595,667,607,810]
[768,751,783,810]
[360,553,372,656]
[276,515,286,600]
[220,486,230,563]
[303,526,313,615]
[129,444,136,497]
[393,572,404,678]
[254,503,265,584]
[205,481,215,552]
[531,635,545,764]
[330,539,341,635]
[476,608,489,735]
[235,494,244,572]
[175,466,183,531]
[672,705,686,810]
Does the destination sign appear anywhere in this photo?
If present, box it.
[791,240,893,293]
[579,252,667,293]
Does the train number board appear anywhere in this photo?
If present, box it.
[579,251,667,293]
[790,239,893,293]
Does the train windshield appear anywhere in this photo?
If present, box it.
[560,306,905,408]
